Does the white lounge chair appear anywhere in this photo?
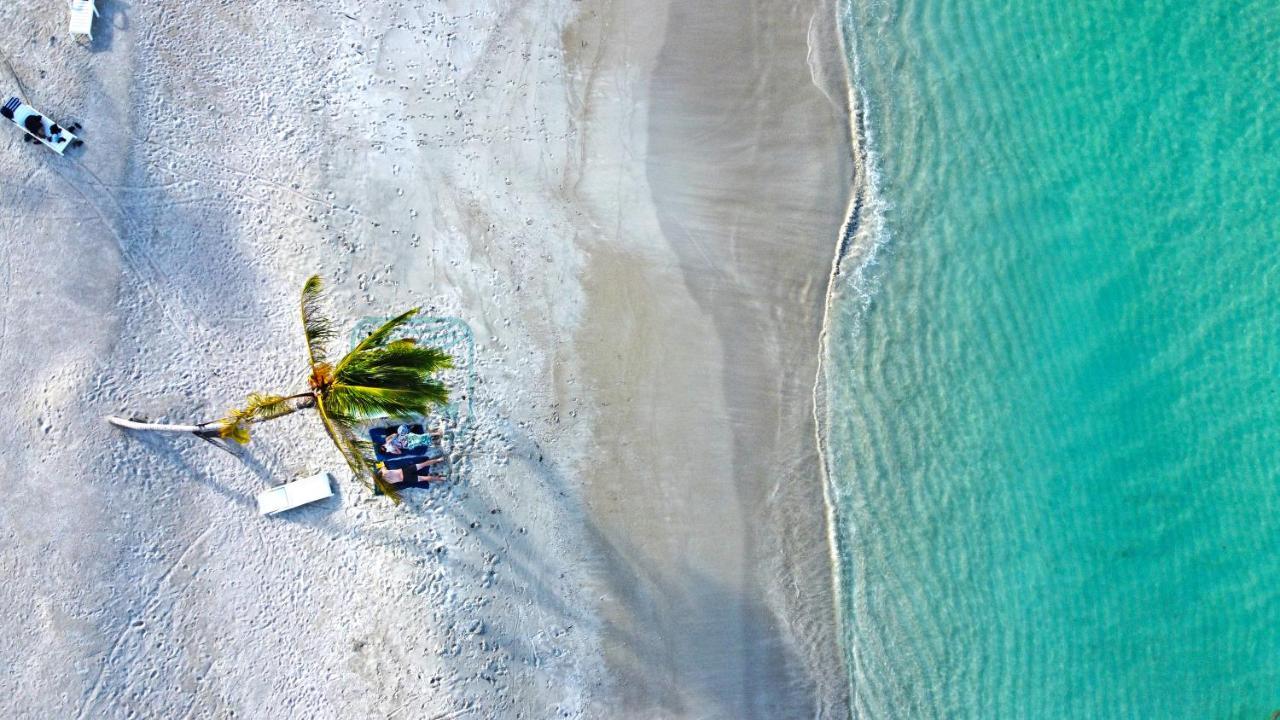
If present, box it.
[2,97,80,155]
[257,472,334,516]
[69,0,98,41]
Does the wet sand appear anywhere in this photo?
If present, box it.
[571,0,852,716]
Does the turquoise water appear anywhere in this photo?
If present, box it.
[826,0,1280,716]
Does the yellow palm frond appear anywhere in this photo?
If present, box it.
[217,393,302,445]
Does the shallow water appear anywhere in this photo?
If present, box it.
[827,0,1280,716]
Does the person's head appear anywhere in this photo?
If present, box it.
[23,115,44,138]
[397,424,411,436]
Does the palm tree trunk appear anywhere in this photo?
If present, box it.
[105,416,215,434]
[106,393,316,437]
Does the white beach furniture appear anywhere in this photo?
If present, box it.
[257,472,334,516]
[69,0,99,41]
[2,97,79,154]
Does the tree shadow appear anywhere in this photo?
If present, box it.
[88,0,128,54]
[211,437,282,488]
[124,430,253,511]
[102,377,811,717]
[113,425,354,529]
[506,441,817,719]
[334,417,817,719]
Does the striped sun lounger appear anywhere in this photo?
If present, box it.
[2,96,80,155]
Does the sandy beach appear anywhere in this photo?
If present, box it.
[0,0,852,716]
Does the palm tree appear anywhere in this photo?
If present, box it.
[107,275,453,503]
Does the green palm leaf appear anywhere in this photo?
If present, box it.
[344,341,453,374]
[326,385,445,419]
[326,321,452,420]
[300,275,336,366]
[337,352,452,390]
[315,396,401,504]
[335,308,419,373]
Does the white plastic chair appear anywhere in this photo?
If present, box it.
[69,0,98,41]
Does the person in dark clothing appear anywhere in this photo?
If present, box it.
[379,456,448,485]
[22,114,45,140]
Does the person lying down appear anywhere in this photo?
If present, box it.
[379,456,448,485]
[382,424,442,454]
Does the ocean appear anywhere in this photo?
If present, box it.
[824,0,1280,716]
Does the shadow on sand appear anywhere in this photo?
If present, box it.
[318,421,813,719]
[108,387,807,718]
[88,0,128,54]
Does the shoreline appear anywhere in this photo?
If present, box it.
[814,0,886,714]
[569,0,854,715]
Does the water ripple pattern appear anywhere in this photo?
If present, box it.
[826,0,1280,716]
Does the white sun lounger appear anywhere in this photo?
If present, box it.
[2,97,79,155]
[257,472,334,516]
[69,0,99,41]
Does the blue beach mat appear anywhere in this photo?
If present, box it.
[369,423,433,469]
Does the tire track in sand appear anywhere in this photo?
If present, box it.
[74,524,217,720]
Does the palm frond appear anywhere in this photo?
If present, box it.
[320,406,363,432]
[338,430,402,504]
[334,343,451,410]
[335,365,425,389]
[300,275,336,366]
[315,396,401,504]
[302,295,451,505]
[217,393,301,444]
[325,384,446,420]
[326,337,452,419]
[340,342,454,378]
[335,308,419,373]
[371,473,403,501]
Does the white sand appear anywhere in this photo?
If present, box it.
[0,0,851,717]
